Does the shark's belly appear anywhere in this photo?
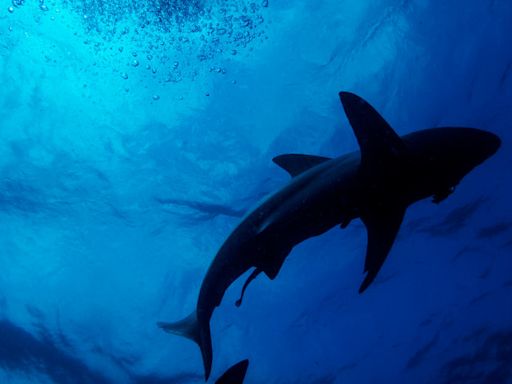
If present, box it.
[196,166,359,316]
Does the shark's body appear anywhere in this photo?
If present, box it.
[158,92,500,380]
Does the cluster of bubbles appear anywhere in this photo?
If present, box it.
[6,0,269,101]
[8,0,48,12]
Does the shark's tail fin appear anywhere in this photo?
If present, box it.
[157,311,213,381]
[157,311,200,343]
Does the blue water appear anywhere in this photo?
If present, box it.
[1,1,511,383]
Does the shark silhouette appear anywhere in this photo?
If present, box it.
[158,91,501,380]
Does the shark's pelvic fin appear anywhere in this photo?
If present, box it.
[339,92,406,166]
[359,205,406,293]
[215,359,249,384]
[235,268,262,307]
[272,154,331,177]
[157,311,213,381]
[259,246,292,280]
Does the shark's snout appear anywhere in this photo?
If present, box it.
[482,130,501,158]
[469,129,501,165]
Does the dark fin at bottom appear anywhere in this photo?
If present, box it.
[215,359,250,384]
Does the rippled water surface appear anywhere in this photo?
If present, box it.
[1,1,511,383]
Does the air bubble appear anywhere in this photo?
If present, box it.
[152,95,160,101]
[120,72,128,79]
[132,59,139,67]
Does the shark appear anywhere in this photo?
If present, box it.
[158,91,501,380]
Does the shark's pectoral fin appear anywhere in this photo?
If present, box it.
[272,154,332,177]
[359,205,406,293]
[235,268,262,307]
[339,92,407,168]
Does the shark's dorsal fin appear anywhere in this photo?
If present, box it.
[272,154,331,177]
[339,92,406,166]
[358,205,406,293]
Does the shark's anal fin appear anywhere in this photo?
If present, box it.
[215,359,249,384]
[339,92,406,167]
[272,154,331,177]
[235,268,262,307]
[359,205,406,293]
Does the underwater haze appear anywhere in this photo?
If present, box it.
[1,0,511,383]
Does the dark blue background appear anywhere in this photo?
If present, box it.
[0,1,511,382]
